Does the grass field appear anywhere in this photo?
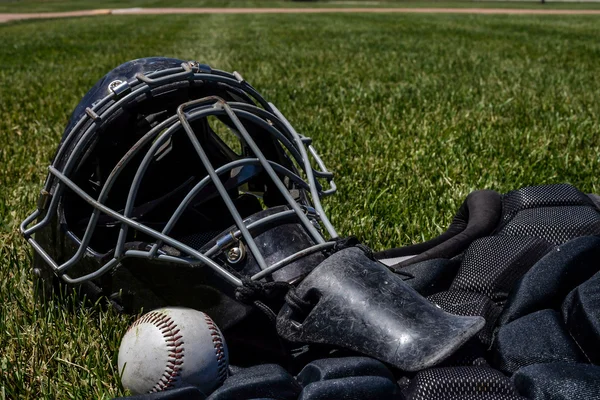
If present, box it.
[3,0,600,13]
[1,11,600,398]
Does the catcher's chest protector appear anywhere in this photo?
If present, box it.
[116,184,600,400]
[376,183,600,400]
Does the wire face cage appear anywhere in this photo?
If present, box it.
[21,60,338,288]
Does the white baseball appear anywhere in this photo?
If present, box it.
[118,307,228,395]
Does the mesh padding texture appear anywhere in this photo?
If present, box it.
[492,309,587,374]
[561,269,600,364]
[179,230,223,250]
[451,236,553,302]
[402,366,525,400]
[428,290,501,345]
[501,184,593,223]
[398,185,600,400]
[513,362,600,400]
[499,206,600,245]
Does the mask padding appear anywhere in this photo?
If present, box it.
[375,190,502,268]
[402,366,523,400]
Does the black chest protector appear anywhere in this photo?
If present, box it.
[373,183,600,400]
[116,184,600,400]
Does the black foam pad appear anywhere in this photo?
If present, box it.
[513,362,600,400]
[492,309,587,374]
[298,376,399,400]
[296,357,394,387]
[561,270,600,364]
[207,364,300,400]
[114,385,206,400]
[399,258,461,297]
[498,235,600,326]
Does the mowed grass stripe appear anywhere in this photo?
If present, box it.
[1,13,599,397]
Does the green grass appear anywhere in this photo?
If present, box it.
[2,0,600,13]
[1,12,600,398]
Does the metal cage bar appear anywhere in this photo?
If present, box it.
[176,98,269,270]
[269,103,338,239]
[21,61,338,287]
[48,166,243,286]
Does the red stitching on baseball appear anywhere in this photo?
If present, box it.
[203,314,228,383]
[129,311,185,393]
[127,311,226,392]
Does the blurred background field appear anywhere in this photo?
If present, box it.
[2,0,600,12]
[1,7,599,398]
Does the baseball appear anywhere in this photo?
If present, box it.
[118,307,229,395]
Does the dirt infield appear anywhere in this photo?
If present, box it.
[0,9,111,23]
[1,6,600,23]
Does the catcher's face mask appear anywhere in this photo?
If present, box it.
[21,57,337,321]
